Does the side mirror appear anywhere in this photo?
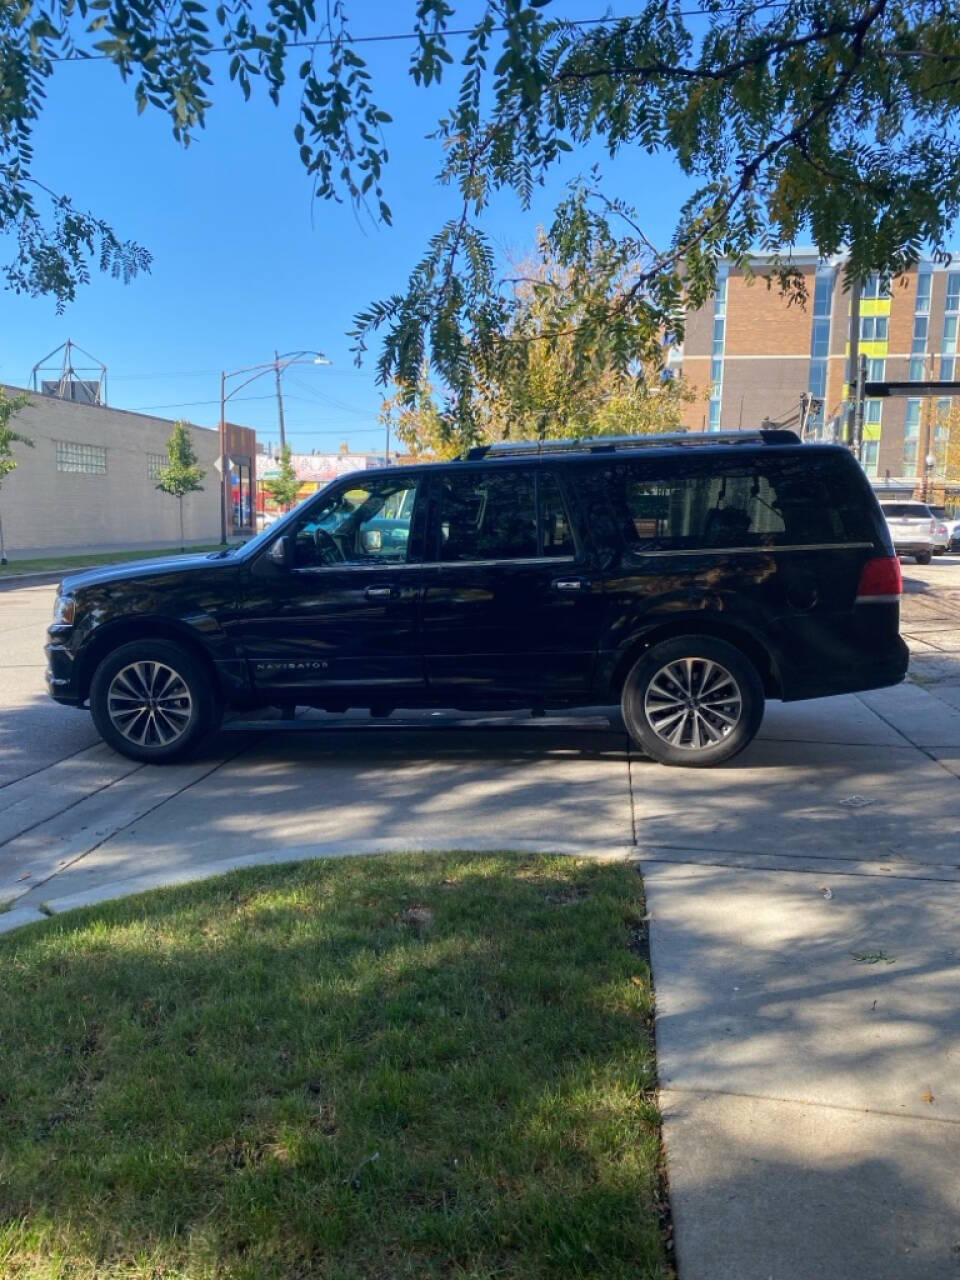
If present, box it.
[268,535,293,569]
[361,528,382,552]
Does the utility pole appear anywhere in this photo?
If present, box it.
[799,392,811,440]
[920,385,935,503]
[274,351,287,451]
[854,352,867,462]
[845,277,862,451]
[219,370,228,546]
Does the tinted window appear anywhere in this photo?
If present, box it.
[437,470,538,560]
[593,454,875,552]
[881,503,932,518]
[540,472,575,557]
[291,477,419,568]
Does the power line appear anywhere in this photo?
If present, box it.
[44,6,791,65]
[130,392,277,411]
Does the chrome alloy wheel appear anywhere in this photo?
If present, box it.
[643,657,743,751]
[106,661,193,748]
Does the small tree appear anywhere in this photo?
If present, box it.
[155,420,205,551]
[0,388,33,565]
[262,444,300,513]
[936,400,960,490]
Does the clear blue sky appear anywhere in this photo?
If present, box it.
[0,2,696,451]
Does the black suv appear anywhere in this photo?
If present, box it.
[46,430,908,767]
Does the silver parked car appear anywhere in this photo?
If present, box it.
[879,501,935,564]
[929,506,960,554]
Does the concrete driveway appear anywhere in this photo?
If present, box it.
[3,559,960,1278]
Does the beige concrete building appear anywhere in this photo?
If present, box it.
[0,384,254,557]
[671,254,960,490]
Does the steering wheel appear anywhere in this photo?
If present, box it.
[313,527,345,565]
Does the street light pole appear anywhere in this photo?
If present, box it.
[845,276,862,452]
[274,350,287,451]
[219,349,329,543]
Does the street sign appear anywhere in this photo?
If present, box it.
[864,380,960,398]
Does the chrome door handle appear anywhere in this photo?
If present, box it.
[365,586,393,600]
[552,577,590,592]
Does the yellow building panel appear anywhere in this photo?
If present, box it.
[863,423,882,441]
[858,298,892,318]
[844,341,888,360]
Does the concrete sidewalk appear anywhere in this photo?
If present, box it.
[639,682,960,1280]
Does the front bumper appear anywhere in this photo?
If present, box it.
[45,627,83,705]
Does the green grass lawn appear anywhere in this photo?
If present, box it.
[0,545,227,577]
[0,852,667,1280]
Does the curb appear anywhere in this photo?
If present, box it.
[0,840,638,936]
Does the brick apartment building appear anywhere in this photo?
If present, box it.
[671,254,960,488]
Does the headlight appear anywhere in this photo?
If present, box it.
[52,594,76,625]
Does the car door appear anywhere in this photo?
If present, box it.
[420,464,605,702]
[234,473,426,699]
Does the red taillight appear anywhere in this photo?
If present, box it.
[856,556,902,604]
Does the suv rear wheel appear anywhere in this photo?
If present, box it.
[622,635,764,767]
[90,639,221,763]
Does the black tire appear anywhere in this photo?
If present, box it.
[621,635,765,768]
[915,551,932,565]
[89,639,222,763]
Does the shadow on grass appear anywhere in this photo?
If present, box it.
[0,852,667,1280]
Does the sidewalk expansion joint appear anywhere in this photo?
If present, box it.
[661,1084,960,1127]
[635,851,960,884]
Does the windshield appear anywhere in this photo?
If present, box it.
[210,488,330,560]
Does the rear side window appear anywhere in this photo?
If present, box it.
[593,453,876,553]
[434,468,577,561]
[881,503,932,518]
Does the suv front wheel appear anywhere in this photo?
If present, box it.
[622,635,764,768]
[90,639,221,763]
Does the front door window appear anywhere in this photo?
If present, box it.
[291,477,420,568]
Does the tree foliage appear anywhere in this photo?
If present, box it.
[0,388,33,490]
[381,222,695,457]
[262,444,300,511]
[4,0,960,399]
[936,399,960,483]
[156,419,205,549]
[0,386,33,562]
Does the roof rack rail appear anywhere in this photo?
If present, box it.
[465,429,801,460]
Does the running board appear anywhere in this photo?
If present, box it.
[221,713,619,734]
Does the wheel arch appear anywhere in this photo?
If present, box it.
[77,619,221,703]
[608,617,782,701]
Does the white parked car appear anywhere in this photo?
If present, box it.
[879,501,936,564]
[929,506,960,554]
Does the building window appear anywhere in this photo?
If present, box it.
[946,272,960,313]
[943,314,958,354]
[55,441,107,474]
[915,268,932,314]
[813,272,834,316]
[865,400,882,426]
[862,440,880,476]
[147,453,166,479]
[811,318,831,358]
[805,268,834,437]
[707,265,728,430]
[913,315,929,351]
[910,356,926,380]
[860,315,888,342]
[942,356,956,382]
[863,274,891,300]
[867,358,885,382]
